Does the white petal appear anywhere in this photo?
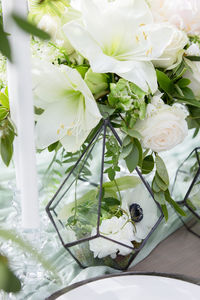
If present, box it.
[118,61,157,93]
[32,59,76,108]
[35,98,80,149]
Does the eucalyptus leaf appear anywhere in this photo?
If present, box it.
[120,143,133,160]
[165,190,186,217]
[103,176,141,192]
[125,143,139,173]
[122,128,142,139]
[152,177,161,193]
[156,155,169,186]
[161,204,168,222]
[97,104,115,118]
[155,172,168,191]
[142,155,154,174]
[122,135,132,147]
[154,191,165,205]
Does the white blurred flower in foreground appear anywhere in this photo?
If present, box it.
[148,0,200,35]
[122,185,159,242]
[32,59,101,152]
[64,0,180,93]
[135,93,188,152]
[89,216,135,259]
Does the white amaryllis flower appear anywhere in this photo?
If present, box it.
[134,93,189,152]
[148,0,200,35]
[122,185,159,242]
[63,0,178,93]
[153,25,188,69]
[89,216,135,259]
[32,59,101,152]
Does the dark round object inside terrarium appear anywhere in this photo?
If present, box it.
[129,203,143,222]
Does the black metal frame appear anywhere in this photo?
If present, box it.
[172,147,200,238]
[46,118,163,270]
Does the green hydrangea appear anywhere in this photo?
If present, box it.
[108,79,147,119]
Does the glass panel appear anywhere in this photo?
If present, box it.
[172,149,200,203]
[47,122,162,269]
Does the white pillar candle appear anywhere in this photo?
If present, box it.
[2,0,40,229]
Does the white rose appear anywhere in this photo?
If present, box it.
[89,216,135,259]
[134,93,188,152]
[184,58,200,98]
[148,0,200,35]
[153,25,188,69]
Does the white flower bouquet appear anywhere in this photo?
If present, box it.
[1,0,200,269]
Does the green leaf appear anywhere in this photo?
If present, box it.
[125,143,139,173]
[152,177,161,193]
[156,70,175,94]
[176,96,200,108]
[0,256,21,293]
[120,143,133,159]
[75,65,89,79]
[103,176,141,192]
[85,68,109,97]
[122,135,132,147]
[102,197,120,206]
[0,107,9,121]
[177,78,191,88]
[155,155,169,186]
[142,155,154,174]
[0,135,13,166]
[186,56,200,61]
[0,91,9,109]
[186,198,197,211]
[154,191,165,205]
[161,204,168,222]
[155,172,168,191]
[107,168,116,181]
[122,128,142,139]
[48,141,59,152]
[165,190,187,217]
[12,14,50,40]
[97,104,115,118]
[182,87,195,99]
[134,139,143,167]
[0,25,12,61]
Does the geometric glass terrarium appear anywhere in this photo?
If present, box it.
[172,147,200,238]
[46,118,163,270]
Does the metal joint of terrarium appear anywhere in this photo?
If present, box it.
[173,147,200,238]
[46,118,164,270]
